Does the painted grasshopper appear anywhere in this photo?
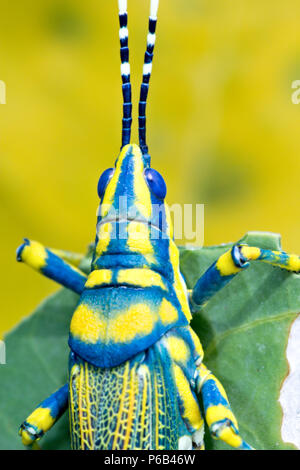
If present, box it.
[16,0,300,450]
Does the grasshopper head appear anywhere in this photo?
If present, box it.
[96,143,173,237]
[92,143,174,270]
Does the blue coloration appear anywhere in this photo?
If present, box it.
[69,285,189,368]
[138,14,158,155]
[201,378,229,410]
[93,225,174,279]
[16,0,261,448]
[69,334,191,450]
[231,245,249,268]
[144,168,167,200]
[97,168,114,199]
[118,9,132,148]
[16,238,30,261]
[38,383,69,420]
[258,248,290,265]
[191,262,235,310]
[16,239,87,294]
[42,249,86,295]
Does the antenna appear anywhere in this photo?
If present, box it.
[118,0,132,148]
[138,0,160,156]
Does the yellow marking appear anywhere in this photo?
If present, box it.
[108,303,155,343]
[69,365,76,444]
[71,301,157,345]
[100,147,127,217]
[206,404,241,448]
[131,144,152,219]
[123,365,137,448]
[70,303,106,344]
[84,362,94,446]
[288,254,300,271]
[166,335,189,363]
[216,250,242,276]
[240,246,261,261]
[113,361,130,449]
[127,221,155,264]
[173,364,204,431]
[197,363,211,389]
[118,268,166,290]
[78,361,84,448]
[85,269,112,288]
[95,222,113,257]
[20,430,32,446]
[21,407,55,445]
[159,298,178,325]
[219,427,242,448]
[20,240,47,270]
[169,240,192,321]
[189,327,204,361]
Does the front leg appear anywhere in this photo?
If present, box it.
[17,239,87,294]
[190,244,300,311]
[19,383,69,446]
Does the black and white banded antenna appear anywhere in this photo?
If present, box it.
[138,0,160,157]
[118,0,132,149]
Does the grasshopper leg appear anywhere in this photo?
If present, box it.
[190,244,300,311]
[172,362,205,450]
[164,328,205,449]
[17,239,87,294]
[169,326,253,449]
[19,383,69,447]
[197,363,253,450]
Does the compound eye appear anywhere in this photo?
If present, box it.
[97,168,114,199]
[144,168,167,200]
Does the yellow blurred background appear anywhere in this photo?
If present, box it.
[1,0,300,335]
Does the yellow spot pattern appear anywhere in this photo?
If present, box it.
[100,147,125,218]
[206,404,242,448]
[189,327,204,362]
[288,254,300,271]
[20,407,55,446]
[70,303,106,344]
[117,268,166,290]
[85,269,112,288]
[173,364,204,432]
[158,298,178,325]
[108,303,154,343]
[169,240,192,321]
[131,144,152,219]
[96,222,113,257]
[216,250,242,276]
[70,302,156,345]
[240,245,261,261]
[127,221,155,264]
[20,240,47,271]
[165,336,189,363]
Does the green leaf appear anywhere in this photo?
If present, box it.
[0,232,299,450]
[180,232,300,450]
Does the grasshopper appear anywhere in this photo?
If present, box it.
[16,0,300,450]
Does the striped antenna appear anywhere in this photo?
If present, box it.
[138,0,160,156]
[118,0,132,148]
